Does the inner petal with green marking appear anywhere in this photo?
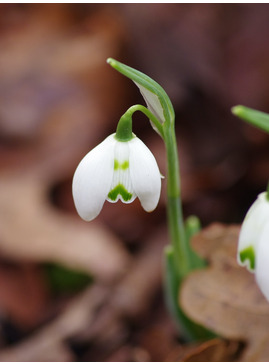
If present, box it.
[239,245,255,271]
[108,184,133,202]
[107,141,136,204]
[114,159,129,170]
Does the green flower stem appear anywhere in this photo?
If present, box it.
[267,181,269,201]
[163,121,214,341]
[163,123,191,276]
[116,104,164,140]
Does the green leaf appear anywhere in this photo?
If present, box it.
[185,215,201,242]
[107,58,175,126]
[164,246,216,341]
[185,215,207,270]
[232,105,269,134]
[44,263,92,295]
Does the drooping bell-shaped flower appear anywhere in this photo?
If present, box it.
[72,132,162,222]
[238,191,269,300]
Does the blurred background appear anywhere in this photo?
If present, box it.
[0,3,268,361]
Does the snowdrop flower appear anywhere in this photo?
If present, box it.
[72,133,162,222]
[238,192,269,300]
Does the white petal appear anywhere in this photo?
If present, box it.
[255,222,269,301]
[129,137,161,212]
[72,134,115,221]
[134,82,165,124]
[107,140,136,204]
[238,192,269,271]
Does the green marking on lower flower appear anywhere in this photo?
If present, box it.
[108,184,132,201]
[240,246,255,270]
[114,160,129,170]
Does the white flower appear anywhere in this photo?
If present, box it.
[72,133,162,222]
[238,192,269,300]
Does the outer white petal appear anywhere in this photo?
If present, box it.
[255,222,269,301]
[72,135,116,221]
[129,137,161,212]
[238,192,269,271]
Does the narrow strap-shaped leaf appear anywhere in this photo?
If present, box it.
[164,246,216,341]
[232,105,269,134]
[107,58,175,126]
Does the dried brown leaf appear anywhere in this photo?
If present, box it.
[0,226,168,361]
[111,227,167,318]
[0,285,108,361]
[180,223,269,361]
[0,174,130,282]
[0,5,135,285]
[166,338,240,362]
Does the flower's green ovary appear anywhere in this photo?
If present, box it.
[240,246,255,270]
[114,160,129,170]
[107,58,175,125]
[108,184,133,201]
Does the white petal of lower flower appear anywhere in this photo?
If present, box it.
[72,135,115,221]
[129,137,161,212]
[255,222,269,301]
[238,192,269,271]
